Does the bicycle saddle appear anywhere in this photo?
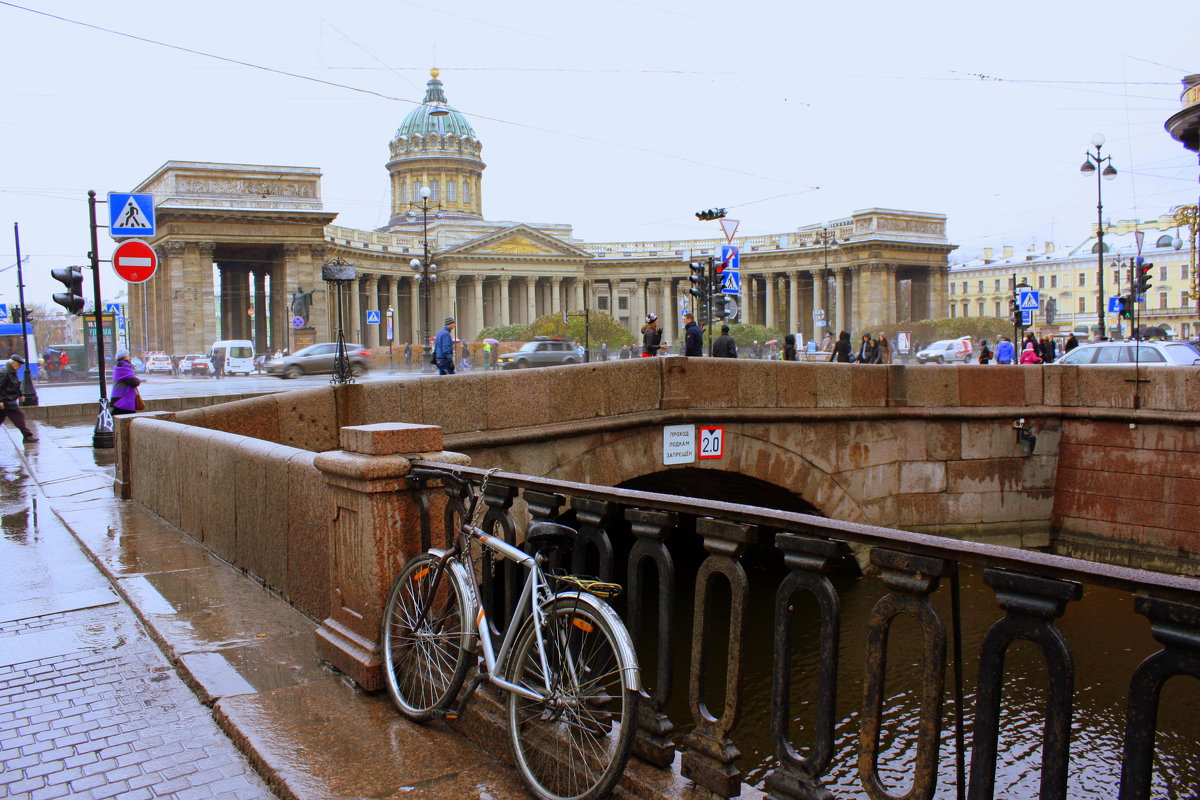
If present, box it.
[525,521,578,552]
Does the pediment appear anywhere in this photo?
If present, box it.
[442,225,593,260]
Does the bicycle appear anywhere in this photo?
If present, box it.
[380,467,641,800]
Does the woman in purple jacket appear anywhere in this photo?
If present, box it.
[110,349,142,415]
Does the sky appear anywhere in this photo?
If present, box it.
[1,0,1198,307]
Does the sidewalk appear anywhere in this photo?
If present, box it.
[1,418,527,799]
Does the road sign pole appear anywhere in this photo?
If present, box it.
[12,223,37,407]
[87,191,113,449]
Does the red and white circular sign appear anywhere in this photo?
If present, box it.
[112,240,158,283]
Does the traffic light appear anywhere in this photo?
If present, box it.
[51,266,85,315]
[688,261,707,298]
[694,208,726,221]
[1135,260,1153,296]
[715,294,735,321]
[1010,298,1021,328]
[1118,295,1133,319]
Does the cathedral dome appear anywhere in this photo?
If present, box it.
[392,69,478,144]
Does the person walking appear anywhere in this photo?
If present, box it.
[820,331,834,354]
[878,334,893,364]
[829,331,852,363]
[110,348,143,415]
[211,349,225,379]
[712,324,738,358]
[683,312,703,356]
[1065,333,1079,353]
[995,335,1015,365]
[782,333,797,361]
[404,342,413,371]
[434,317,456,375]
[0,355,37,442]
[857,333,879,364]
[619,343,631,359]
[641,314,663,357]
[1019,341,1042,364]
[978,339,993,364]
[1040,336,1057,364]
[752,341,763,360]
[599,342,608,361]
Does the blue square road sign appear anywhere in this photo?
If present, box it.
[108,193,156,238]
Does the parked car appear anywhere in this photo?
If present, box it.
[914,338,973,364]
[496,338,581,370]
[181,354,210,376]
[145,353,173,374]
[1054,340,1200,366]
[265,343,372,378]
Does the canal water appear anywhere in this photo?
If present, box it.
[634,554,1200,798]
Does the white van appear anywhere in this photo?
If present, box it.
[209,340,255,376]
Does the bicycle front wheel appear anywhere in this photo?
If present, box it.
[506,595,639,800]
[381,553,473,721]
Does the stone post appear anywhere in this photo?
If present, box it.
[313,422,469,691]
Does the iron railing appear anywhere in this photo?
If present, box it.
[407,461,1200,800]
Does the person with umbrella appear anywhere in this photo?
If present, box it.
[482,338,500,369]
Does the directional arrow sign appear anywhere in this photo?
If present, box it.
[1108,296,1123,314]
[1018,290,1040,310]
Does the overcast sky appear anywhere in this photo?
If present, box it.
[1,0,1197,306]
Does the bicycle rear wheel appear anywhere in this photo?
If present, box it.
[381,553,473,721]
[505,595,639,800]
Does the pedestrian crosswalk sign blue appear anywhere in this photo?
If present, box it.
[0,304,8,319]
[1018,290,1039,311]
[108,192,156,238]
[722,270,741,295]
[105,303,123,316]
[366,310,381,324]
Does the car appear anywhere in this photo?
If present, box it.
[265,343,372,378]
[1054,340,1200,366]
[180,354,210,376]
[915,338,973,364]
[496,338,581,370]
[145,354,173,374]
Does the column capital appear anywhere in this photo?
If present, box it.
[196,242,216,255]
[161,241,185,256]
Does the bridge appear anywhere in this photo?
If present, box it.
[114,359,1200,798]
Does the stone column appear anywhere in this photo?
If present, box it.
[500,276,511,326]
[840,266,849,335]
[787,271,799,338]
[363,274,379,347]
[410,277,422,345]
[253,270,268,353]
[765,272,777,331]
[308,244,329,343]
[573,277,585,311]
[525,277,537,325]
[882,264,897,327]
[634,279,647,329]
[812,270,825,343]
[472,277,484,339]
[550,276,562,317]
[313,423,470,691]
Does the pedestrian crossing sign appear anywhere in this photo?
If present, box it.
[1018,290,1039,311]
[0,304,7,319]
[722,270,741,295]
[108,193,156,238]
[366,310,381,324]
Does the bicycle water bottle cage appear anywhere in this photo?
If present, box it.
[549,573,624,599]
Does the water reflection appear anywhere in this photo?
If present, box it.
[646,559,1200,798]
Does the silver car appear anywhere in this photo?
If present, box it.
[266,343,372,378]
[1054,340,1200,366]
[497,338,581,369]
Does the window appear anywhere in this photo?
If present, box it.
[430,180,440,201]
[1078,272,1086,287]
[994,279,1001,292]
[1112,269,1120,285]
[1078,297,1086,313]
[977,299,985,316]
[597,296,609,311]
[962,281,968,294]
[618,295,629,311]
[994,301,1002,316]
[1183,291,1191,308]
[978,280,984,293]
[1159,292,1168,309]
[962,302,969,317]
[1156,235,1174,248]
[447,180,456,202]
[950,282,956,295]
[1038,276,1045,289]
[1051,275,1058,289]
[463,181,471,204]
[1160,266,1168,282]
[950,304,957,318]
[1184,265,1191,281]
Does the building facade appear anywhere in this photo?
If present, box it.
[948,213,1200,340]
[125,70,955,356]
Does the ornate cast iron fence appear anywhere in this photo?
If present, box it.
[408,461,1200,800]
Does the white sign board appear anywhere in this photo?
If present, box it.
[897,331,910,353]
[663,424,696,465]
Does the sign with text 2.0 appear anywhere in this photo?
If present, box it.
[698,426,725,459]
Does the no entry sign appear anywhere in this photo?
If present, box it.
[112,240,158,283]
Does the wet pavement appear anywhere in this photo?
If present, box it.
[0,414,532,799]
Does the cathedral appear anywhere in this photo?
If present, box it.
[126,69,954,356]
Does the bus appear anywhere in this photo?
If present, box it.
[0,323,39,379]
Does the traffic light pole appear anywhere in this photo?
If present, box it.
[12,223,37,407]
[87,191,113,449]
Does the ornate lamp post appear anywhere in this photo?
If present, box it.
[1080,133,1118,340]
[408,186,439,373]
[811,227,840,335]
[321,256,357,385]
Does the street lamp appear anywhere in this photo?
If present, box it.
[1080,133,1118,340]
[11,224,37,407]
[408,186,439,373]
[811,227,840,334]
